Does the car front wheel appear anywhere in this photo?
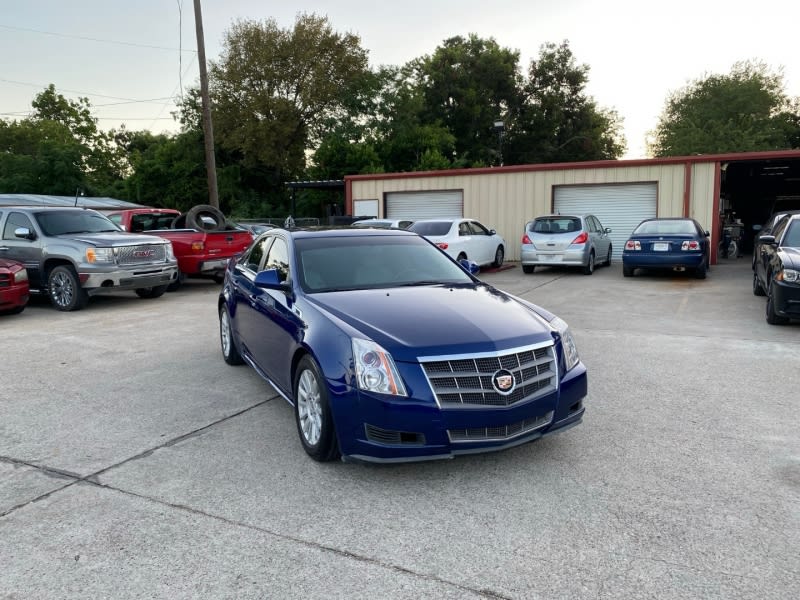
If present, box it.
[48,265,88,311]
[766,280,789,325]
[753,272,766,296]
[294,355,340,462]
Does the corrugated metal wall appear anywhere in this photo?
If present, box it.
[350,162,718,262]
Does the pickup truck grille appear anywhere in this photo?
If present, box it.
[116,244,167,265]
[0,273,10,288]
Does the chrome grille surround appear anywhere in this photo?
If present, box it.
[419,341,557,408]
[115,244,167,265]
[448,411,554,443]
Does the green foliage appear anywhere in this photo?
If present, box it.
[505,41,625,163]
[205,13,371,186]
[650,61,797,156]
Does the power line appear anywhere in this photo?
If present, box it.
[0,78,176,102]
[0,23,196,53]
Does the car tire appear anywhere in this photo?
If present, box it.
[582,251,595,275]
[457,252,467,261]
[219,304,244,365]
[605,245,613,266]
[294,355,340,462]
[766,280,789,325]
[492,246,504,268]
[522,265,535,274]
[623,265,634,277]
[47,265,88,311]
[752,272,766,296]
[695,259,707,279]
[186,204,226,231]
[135,285,168,299]
[167,269,185,292]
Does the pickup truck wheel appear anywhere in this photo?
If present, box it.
[135,285,168,299]
[187,204,226,231]
[167,270,185,292]
[294,355,340,462]
[48,265,88,311]
[219,305,244,365]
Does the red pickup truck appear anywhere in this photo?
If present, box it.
[104,207,253,289]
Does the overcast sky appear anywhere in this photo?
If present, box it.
[2,0,799,159]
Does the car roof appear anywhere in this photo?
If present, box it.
[0,205,102,212]
[262,227,418,239]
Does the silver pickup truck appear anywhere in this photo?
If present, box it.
[0,206,178,311]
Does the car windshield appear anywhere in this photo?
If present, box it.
[408,221,452,236]
[633,220,696,235]
[530,217,581,234]
[295,234,474,292]
[783,221,800,247]
[35,210,120,235]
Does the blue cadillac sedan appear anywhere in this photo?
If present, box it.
[218,227,587,463]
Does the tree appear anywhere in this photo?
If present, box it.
[650,60,796,156]
[413,34,522,166]
[504,41,625,164]
[203,13,372,189]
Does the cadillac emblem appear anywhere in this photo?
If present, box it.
[493,369,515,395]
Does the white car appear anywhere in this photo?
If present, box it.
[408,218,506,267]
[351,218,414,229]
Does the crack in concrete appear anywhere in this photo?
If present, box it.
[0,397,275,518]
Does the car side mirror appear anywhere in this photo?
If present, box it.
[489,229,496,235]
[14,227,36,241]
[458,258,480,275]
[254,268,293,293]
[704,230,710,237]
[604,227,612,233]
[758,234,777,246]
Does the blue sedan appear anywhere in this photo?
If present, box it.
[218,227,587,463]
[622,218,711,279]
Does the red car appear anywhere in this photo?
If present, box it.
[0,258,30,315]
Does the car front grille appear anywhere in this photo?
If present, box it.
[116,244,167,265]
[0,273,9,288]
[421,344,557,408]
[448,411,554,442]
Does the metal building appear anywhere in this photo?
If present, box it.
[345,150,800,263]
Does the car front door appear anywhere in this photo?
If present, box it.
[246,237,304,397]
[468,220,494,265]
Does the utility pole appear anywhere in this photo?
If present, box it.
[193,0,219,208]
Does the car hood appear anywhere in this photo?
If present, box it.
[306,283,554,362]
[780,246,800,269]
[61,233,169,246]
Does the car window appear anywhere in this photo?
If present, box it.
[531,217,579,234]
[3,212,35,239]
[468,221,490,235]
[399,221,413,229]
[264,237,290,283]
[458,222,471,236]
[586,217,598,232]
[408,221,452,236]
[34,210,118,236]
[240,236,271,272]
[634,220,696,235]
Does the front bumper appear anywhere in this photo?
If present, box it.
[81,264,178,294]
[0,284,29,310]
[771,280,800,318]
[334,361,588,463]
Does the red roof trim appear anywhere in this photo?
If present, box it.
[344,149,800,182]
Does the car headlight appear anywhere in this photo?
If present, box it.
[550,316,580,372]
[166,242,175,261]
[352,338,407,396]
[86,247,116,264]
[14,268,28,283]
[777,268,799,283]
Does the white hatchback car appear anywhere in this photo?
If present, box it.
[408,218,506,267]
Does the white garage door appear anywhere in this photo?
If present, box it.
[554,183,657,262]
[386,191,463,220]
